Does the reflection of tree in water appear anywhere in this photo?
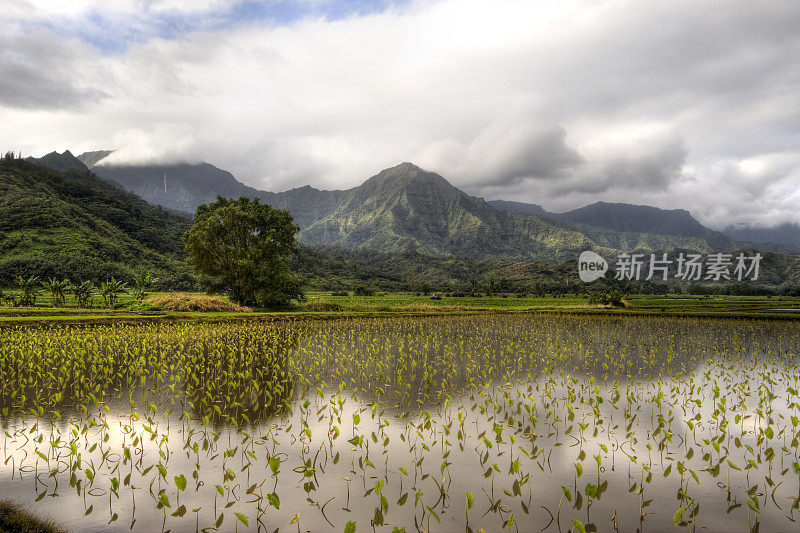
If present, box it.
[0,322,301,426]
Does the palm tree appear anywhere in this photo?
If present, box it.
[132,271,157,302]
[14,275,41,306]
[73,281,95,309]
[100,278,129,308]
[43,277,70,307]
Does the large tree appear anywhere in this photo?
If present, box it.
[183,197,303,307]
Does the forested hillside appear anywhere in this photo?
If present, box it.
[0,155,194,287]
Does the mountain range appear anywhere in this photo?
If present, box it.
[16,150,796,262]
[0,155,587,291]
[65,150,797,260]
[7,150,800,291]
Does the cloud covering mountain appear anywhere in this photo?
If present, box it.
[2,0,799,231]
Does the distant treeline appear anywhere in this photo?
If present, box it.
[292,246,800,296]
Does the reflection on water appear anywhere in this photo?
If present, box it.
[0,315,798,532]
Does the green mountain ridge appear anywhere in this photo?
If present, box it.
[0,156,194,287]
[75,151,798,260]
[81,160,265,215]
[298,163,599,261]
[485,199,548,217]
[489,200,797,255]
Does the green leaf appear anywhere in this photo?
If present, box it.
[727,460,742,472]
[425,506,440,522]
[158,493,171,508]
[466,491,475,510]
[234,513,248,527]
[269,456,281,474]
[174,474,187,491]
[267,492,280,509]
[673,506,687,525]
[344,521,356,533]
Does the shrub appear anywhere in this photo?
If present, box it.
[588,290,625,307]
[0,289,18,307]
[354,285,374,296]
[99,278,128,308]
[132,271,157,302]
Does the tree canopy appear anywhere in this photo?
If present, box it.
[183,197,303,307]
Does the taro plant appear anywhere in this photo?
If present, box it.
[14,275,41,306]
[100,277,129,308]
[0,311,797,532]
[73,280,95,308]
[43,277,70,307]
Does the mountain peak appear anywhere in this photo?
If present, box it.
[395,161,423,171]
[27,150,88,173]
[77,150,114,168]
[361,162,452,191]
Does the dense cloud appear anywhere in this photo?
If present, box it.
[417,124,584,187]
[0,32,106,108]
[1,0,799,229]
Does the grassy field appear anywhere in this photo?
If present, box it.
[1,290,800,325]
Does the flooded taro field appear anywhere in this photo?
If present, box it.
[0,314,799,532]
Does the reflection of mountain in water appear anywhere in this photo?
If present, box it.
[291,314,785,414]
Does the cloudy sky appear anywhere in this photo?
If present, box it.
[2,0,799,229]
